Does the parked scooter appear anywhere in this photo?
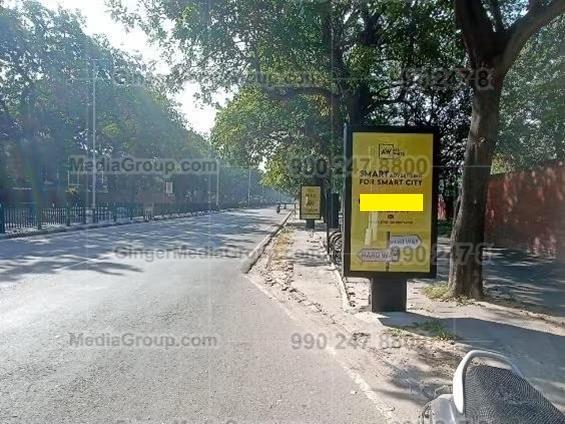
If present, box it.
[420,350,565,424]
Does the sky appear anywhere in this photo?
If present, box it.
[18,0,218,135]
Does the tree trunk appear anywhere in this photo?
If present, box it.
[444,194,455,220]
[448,84,503,298]
[347,84,371,126]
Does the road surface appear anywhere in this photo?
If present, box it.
[0,208,384,424]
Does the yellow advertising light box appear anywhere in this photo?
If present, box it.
[300,185,322,220]
[349,132,434,273]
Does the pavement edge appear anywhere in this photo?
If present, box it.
[240,211,293,274]
[315,235,354,313]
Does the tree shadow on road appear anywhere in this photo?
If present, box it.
[376,311,565,412]
[428,238,565,317]
[0,210,279,284]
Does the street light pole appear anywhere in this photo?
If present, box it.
[216,163,220,208]
[92,61,97,211]
[247,167,251,206]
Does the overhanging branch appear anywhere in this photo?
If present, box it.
[501,0,565,73]
[454,0,497,66]
[488,0,505,32]
[265,86,340,105]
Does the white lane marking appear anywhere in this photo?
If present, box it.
[244,274,398,423]
[327,348,398,423]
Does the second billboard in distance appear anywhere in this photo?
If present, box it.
[300,185,322,220]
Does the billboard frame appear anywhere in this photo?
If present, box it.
[343,125,440,279]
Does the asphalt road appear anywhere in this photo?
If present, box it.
[0,208,383,424]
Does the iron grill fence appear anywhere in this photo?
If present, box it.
[0,201,272,234]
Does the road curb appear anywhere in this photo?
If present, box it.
[241,211,293,274]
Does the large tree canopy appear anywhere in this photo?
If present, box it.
[1,1,235,203]
[108,0,463,121]
[0,2,205,186]
[108,0,563,298]
[113,0,472,198]
[495,15,565,171]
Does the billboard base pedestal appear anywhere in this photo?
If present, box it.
[370,278,407,312]
[305,219,315,230]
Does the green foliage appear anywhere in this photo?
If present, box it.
[437,220,453,238]
[105,0,563,196]
[211,88,333,193]
[497,16,565,170]
[0,0,281,204]
[117,0,468,194]
[0,1,209,198]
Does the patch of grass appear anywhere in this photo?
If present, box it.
[437,220,453,237]
[423,282,450,300]
[387,327,411,338]
[409,320,457,342]
[422,282,477,305]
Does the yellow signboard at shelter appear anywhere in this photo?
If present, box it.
[343,127,438,278]
[300,185,322,220]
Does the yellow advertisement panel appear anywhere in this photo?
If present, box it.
[349,132,434,273]
[300,185,322,220]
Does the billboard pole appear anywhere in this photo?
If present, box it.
[371,231,407,312]
[370,277,407,312]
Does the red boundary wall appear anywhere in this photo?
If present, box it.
[485,162,565,259]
